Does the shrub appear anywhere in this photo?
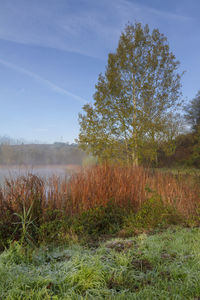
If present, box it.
[37,209,79,245]
[0,212,19,251]
[71,201,127,239]
[124,193,183,234]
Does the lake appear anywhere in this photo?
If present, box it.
[0,164,81,185]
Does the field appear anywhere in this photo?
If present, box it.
[0,164,200,299]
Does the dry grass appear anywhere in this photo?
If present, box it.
[0,164,199,220]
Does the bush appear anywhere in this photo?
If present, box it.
[71,201,127,239]
[38,219,64,244]
[0,211,21,251]
[38,209,71,244]
[124,193,183,234]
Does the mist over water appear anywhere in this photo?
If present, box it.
[0,142,84,184]
[0,165,80,185]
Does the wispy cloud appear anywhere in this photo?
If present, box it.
[0,58,86,103]
[33,128,49,133]
[146,6,191,22]
[0,0,192,59]
[116,0,192,22]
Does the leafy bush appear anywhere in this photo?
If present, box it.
[0,209,23,251]
[38,209,69,244]
[38,219,64,244]
[124,193,183,234]
[71,201,126,238]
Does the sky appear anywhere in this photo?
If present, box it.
[0,0,199,144]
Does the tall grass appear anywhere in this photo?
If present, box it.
[0,165,199,220]
[67,165,200,216]
[0,164,199,250]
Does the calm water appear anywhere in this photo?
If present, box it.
[0,165,80,185]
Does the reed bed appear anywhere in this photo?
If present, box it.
[0,164,199,219]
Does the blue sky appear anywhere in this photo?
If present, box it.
[0,0,199,143]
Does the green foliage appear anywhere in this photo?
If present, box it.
[82,155,97,167]
[170,127,200,168]
[38,210,71,244]
[124,192,183,233]
[185,90,200,132]
[190,126,200,168]
[71,201,126,238]
[38,219,64,244]
[181,90,200,167]
[0,191,190,249]
[185,202,200,227]
[157,132,196,167]
[78,22,183,165]
[1,241,33,265]
[14,200,38,247]
[0,211,19,251]
[37,209,79,246]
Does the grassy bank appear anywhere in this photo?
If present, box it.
[1,227,200,299]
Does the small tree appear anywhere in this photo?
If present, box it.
[78,23,183,165]
[185,90,200,167]
[185,90,200,133]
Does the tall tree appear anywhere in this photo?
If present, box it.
[78,23,183,165]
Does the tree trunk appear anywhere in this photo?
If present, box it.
[124,138,130,165]
[132,76,139,166]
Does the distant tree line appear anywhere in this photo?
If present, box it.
[0,143,85,165]
[157,90,200,168]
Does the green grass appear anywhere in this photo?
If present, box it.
[1,226,200,299]
[157,167,200,176]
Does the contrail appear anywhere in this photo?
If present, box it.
[0,58,86,103]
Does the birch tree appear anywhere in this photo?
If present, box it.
[78,23,183,165]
